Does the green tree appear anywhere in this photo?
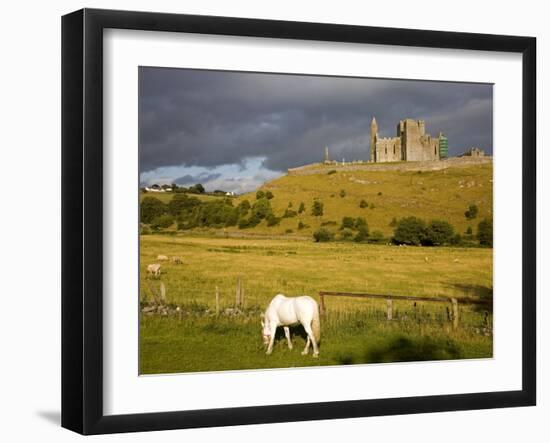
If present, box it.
[256,190,266,200]
[465,204,479,220]
[477,218,493,247]
[339,229,354,241]
[250,197,273,220]
[266,214,281,226]
[313,228,334,242]
[359,199,368,208]
[311,200,324,217]
[298,202,306,213]
[355,217,367,229]
[265,191,274,200]
[423,220,455,246]
[140,196,166,223]
[393,217,426,246]
[340,217,355,230]
[354,225,370,243]
[151,214,175,229]
[168,193,201,216]
[188,183,205,194]
[339,189,346,198]
[368,230,385,244]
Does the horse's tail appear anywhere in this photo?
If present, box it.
[311,305,321,346]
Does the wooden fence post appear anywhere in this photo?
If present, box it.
[241,285,245,309]
[319,293,326,316]
[215,286,220,317]
[451,298,459,329]
[236,277,241,308]
[159,282,166,304]
[386,299,393,320]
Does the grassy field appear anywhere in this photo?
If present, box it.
[141,161,492,239]
[139,234,493,374]
[236,162,493,237]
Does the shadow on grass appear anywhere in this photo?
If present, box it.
[336,335,462,366]
[448,283,493,313]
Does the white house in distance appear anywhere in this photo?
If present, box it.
[144,184,172,192]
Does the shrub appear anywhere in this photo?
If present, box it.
[238,199,251,214]
[287,201,293,208]
[297,221,309,230]
[321,220,337,227]
[354,225,369,243]
[339,189,346,198]
[188,183,205,194]
[285,229,294,234]
[339,229,354,241]
[168,193,201,216]
[311,200,324,216]
[359,199,368,208]
[313,228,334,242]
[151,214,175,229]
[393,217,426,246]
[256,190,265,200]
[266,214,281,226]
[298,202,305,213]
[389,217,398,227]
[354,217,367,229]
[265,191,274,200]
[340,216,355,230]
[140,196,166,223]
[368,230,385,244]
[450,233,463,245]
[250,197,273,220]
[369,203,375,209]
[466,226,473,235]
[465,204,479,220]
[327,170,337,175]
[283,209,297,218]
[423,220,455,246]
[477,218,493,247]
[377,191,382,196]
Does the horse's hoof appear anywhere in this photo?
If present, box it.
[313,353,319,358]
[301,351,308,355]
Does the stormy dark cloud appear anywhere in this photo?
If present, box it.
[175,172,221,186]
[139,67,492,191]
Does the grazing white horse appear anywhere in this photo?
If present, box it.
[261,294,321,357]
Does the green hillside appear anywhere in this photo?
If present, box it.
[231,161,492,238]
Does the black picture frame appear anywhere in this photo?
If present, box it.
[61,8,536,435]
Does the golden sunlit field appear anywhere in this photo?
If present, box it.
[140,233,493,374]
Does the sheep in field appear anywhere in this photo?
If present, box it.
[147,263,161,278]
[157,255,169,261]
[171,256,183,264]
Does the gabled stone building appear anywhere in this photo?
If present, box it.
[370,117,441,163]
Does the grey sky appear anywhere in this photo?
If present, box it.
[139,67,492,192]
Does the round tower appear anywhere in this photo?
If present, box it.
[370,117,378,162]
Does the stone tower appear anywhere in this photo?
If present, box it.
[324,146,329,163]
[370,117,378,162]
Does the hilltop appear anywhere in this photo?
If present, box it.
[230,157,492,238]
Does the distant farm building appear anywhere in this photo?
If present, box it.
[461,147,486,158]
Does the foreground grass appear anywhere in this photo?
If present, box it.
[140,234,492,374]
[140,310,492,374]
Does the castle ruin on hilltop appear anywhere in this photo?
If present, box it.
[370,117,446,163]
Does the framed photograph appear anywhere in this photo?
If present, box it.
[62,8,536,435]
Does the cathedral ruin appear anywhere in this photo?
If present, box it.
[370,117,445,163]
